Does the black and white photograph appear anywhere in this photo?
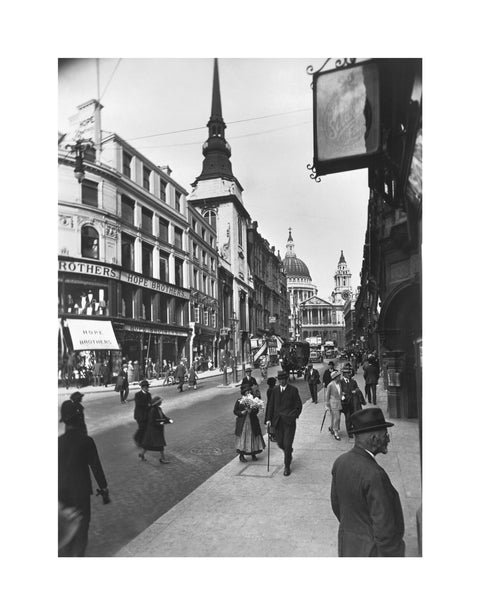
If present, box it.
[5,2,478,613]
[57,55,422,560]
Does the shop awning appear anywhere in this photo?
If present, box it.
[66,319,119,350]
[253,342,267,362]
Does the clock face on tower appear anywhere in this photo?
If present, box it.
[341,290,350,300]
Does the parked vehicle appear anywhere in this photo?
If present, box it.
[279,341,310,377]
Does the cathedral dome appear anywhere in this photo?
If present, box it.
[283,255,311,279]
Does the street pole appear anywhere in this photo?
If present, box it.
[223,364,228,385]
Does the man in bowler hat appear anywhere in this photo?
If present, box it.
[265,370,303,476]
[58,402,109,556]
[133,380,152,446]
[330,407,405,557]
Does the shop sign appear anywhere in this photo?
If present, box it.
[313,60,381,176]
[59,260,119,279]
[123,324,188,337]
[58,259,190,300]
[66,318,119,350]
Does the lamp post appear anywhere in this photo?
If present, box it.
[65,139,94,183]
[230,311,239,383]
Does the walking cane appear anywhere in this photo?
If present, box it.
[267,426,270,472]
[320,407,329,432]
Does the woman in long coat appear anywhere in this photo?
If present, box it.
[234,386,265,462]
[139,396,173,464]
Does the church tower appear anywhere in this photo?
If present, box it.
[331,250,352,304]
[188,59,253,362]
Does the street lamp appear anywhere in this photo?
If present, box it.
[230,311,239,383]
[66,139,94,183]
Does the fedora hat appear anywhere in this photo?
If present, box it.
[245,367,252,372]
[139,380,150,388]
[349,407,394,434]
[151,395,163,406]
[330,370,341,380]
[277,370,288,379]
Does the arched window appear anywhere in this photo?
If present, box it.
[81,225,99,259]
[203,209,217,231]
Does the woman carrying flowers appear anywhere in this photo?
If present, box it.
[234,385,266,462]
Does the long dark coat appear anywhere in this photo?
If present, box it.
[140,405,172,451]
[233,399,263,437]
[265,384,302,427]
[134,390,152,423]
[115,370,129,392]
[331,446,405,557]
[58,428,107,507]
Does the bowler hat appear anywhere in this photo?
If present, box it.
[151,395,163,406]
[139,380,150,388]
[70,391,84,402]
[60,400,80,423]
[349,407,394,434]
[328,361,335,367]
[277,370,288,379]
[330,370,341,380]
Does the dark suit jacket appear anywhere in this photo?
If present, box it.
[265,384,302,426]
[58,429,107,507]
[241,376,258,389]
[364,363,380,384]
[304,367,320,385]
[322,368,334,388]
[340,377,359,412]
[331,446,405,557]
[134,390,152,423]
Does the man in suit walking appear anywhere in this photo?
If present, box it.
[58,402,109,556]
[304,362,321,403]
[363,356,380,404]
[330,407,405,557]
[265,370,303,476]
[133,380,152,446]
[241,367,258,391]
[340,367,360,438]
[325,370,342,440]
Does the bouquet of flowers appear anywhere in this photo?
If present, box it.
[240,395,264,413]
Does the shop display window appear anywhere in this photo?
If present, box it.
[121,283,135,318]
[61,284,109,316]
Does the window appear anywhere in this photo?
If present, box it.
[121,283,134,318]
[121,195,135,226]
[159,250,169,282]
[123,151,132,178]
[203,210,216,231]
[143,166,151,191]
[142,243,153,277]
[202,250,207,266]
[81,226,99,260]
[60,283,109,316]
[174,258,183,287]
[193,269,198,289]
[192,219,197,233]
[194,306,200,323]
[211,258,215,271]
[174,227,183,249]
[158,295,168,323]
[238,215,243,246]
[141,208,153,234]
[160,179,167,202]
[81,179,98,207]
[141,288,153,320]
[211,312,216,329]
[204,310,209,327]
[210,279,215,297]
[121,233,135,270]
[201,228,205,240]
[174,190,181,212]
[192,243,198,259]
[159,217,169,243]
[202,274,207,293]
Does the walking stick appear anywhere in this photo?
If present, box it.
[267,425,270,472]
[320,407,329,432]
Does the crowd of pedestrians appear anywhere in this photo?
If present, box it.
[59,348,405,558]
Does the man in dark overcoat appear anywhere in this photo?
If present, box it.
[133,380,152,446]
[322,361,336,390]
[363,356,380,404]
[330,406,405,557]
[339,367,361,437]
[174,361,187,392]
[58,403,109,556]
[240,367,258,391]
[265,370,303,476]
[304,362,321,403]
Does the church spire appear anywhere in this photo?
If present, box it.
[193,58,235,184]
[285,227,296,257]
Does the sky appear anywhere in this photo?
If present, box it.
[58,58,369,299]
